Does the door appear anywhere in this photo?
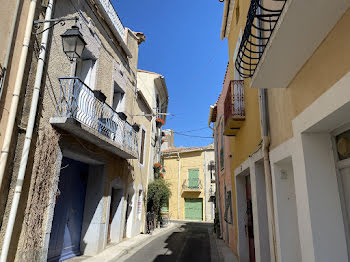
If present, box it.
[74,59,96,127]
[47,158,88,262]
[246,176,256,262]
[339,165,350,252]
[185,198,203,221]
[188,169,199,189]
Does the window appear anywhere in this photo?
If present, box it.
[76,59,97,89]
[220,120,225,170]
[224,190,233,224]
[188,169,199,189]
[113,82,125,112]
[137,190,143,220]
[235,0,240,24]
[139,128,146,165]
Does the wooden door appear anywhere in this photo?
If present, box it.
[246,176,256,262]
[47,158,88,262]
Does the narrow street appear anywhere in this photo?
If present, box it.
[119,222,218,262]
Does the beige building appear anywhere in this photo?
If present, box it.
[0,1,167,262]
[137,69,168,182]
[162,143,215,222]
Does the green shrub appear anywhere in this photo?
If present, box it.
[147,179,171,221]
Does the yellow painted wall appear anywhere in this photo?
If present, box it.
[224,0,263,249]
[163,151,207,221]
[268,7,350,149]
[227,0,262,171]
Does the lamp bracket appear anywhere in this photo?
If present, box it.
[33,16,78,35]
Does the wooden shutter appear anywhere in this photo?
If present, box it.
[140,129,146,164]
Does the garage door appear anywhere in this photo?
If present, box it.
[185,198,203,221]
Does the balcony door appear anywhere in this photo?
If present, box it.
[188,169,199,189]
[75,59,97,127]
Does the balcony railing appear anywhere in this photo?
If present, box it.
[182,178,203,192]
[56,77,138,156]
[235,0,286,78]
[224,80,245,136]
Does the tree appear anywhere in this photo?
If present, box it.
[147,179,171,221]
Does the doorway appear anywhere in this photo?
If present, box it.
[107,188,124,244]
[47,157,88,262]
[245,176,256,262]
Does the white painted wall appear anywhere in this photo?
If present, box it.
[293,133,348,262]
[81,165,107,256]
[271,157,301,262]
[235,169,250,262]
[251,161,270,262]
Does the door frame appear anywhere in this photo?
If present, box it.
[42,144,107,261]
[332,123,350,256]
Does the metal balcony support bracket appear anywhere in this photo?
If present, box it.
[235,0,286,78]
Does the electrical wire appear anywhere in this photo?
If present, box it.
[176,127,209,133]
[173,131,213,139]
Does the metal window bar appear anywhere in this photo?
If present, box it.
[235,0,287,78]
[57,77,138,156]
[224,80,245,127]
[182,179,203,190]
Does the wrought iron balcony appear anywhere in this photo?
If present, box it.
[182,179,203,192]
[235,0,286,78]
[224,80,245,136]
[51,77,138,159]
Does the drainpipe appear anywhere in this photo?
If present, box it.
[259,88,277,262]
[0,1,54,261]
[0,0,38,192]
[177,152,180,219]
[0,0,21,101]
[204,150,207,221]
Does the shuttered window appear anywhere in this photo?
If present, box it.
[139,129,146,164]
[224,190,233,224]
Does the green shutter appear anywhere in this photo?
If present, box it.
[188,169,199,188]
[185,198,203,220]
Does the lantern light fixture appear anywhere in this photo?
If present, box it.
[61,25,86,60]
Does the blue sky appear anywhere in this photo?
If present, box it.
[114,0,228,147]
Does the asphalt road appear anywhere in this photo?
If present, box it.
[121,221,217,262]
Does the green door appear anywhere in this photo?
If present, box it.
[188,169,199,188]
[185,198,203,220]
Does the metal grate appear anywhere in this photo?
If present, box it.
[57,77,138,156]
[224,80,245,126]
[235,0,287,78]
[182,179,203,190]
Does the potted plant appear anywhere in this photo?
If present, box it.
[117,112,127,121]
[155,118,164,128]
[93,90,107,103]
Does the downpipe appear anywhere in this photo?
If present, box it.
[0,0,38,194]
[0,0,54,261]
[259,88,278,262]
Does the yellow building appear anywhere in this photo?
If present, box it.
[161,145,215,222]
[213,0,350,261]
[209,0,266,257]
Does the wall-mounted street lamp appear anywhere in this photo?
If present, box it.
[34,16,86,60]
[61,25,86,60]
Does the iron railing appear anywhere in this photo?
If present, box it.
[224,80,245,126]
[182,179,203,191]
[235,0,287,78]
[57,77,138,156]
